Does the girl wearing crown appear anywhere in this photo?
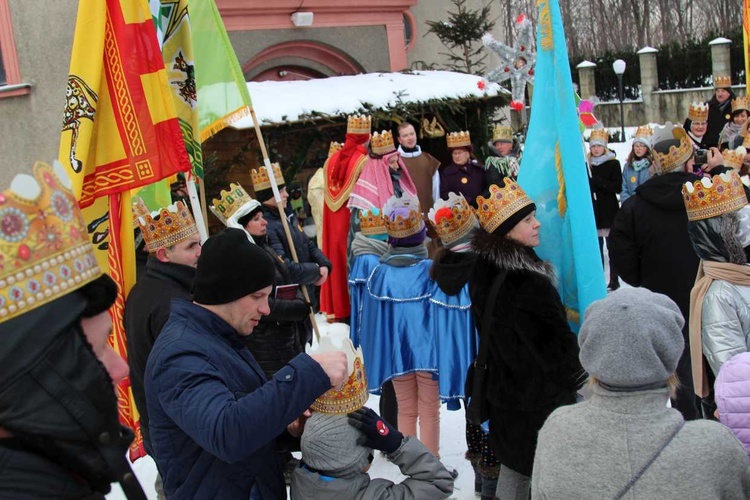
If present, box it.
[720,98,749,151]
[587,128,622,291]
[620,127,654,205]
[469,180,584,499]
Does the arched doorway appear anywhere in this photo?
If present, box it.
[243,40,364,82]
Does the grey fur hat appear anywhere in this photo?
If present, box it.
[301,413,372,478]
[579,287,685,389]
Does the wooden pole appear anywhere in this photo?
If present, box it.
[248,107,322,342]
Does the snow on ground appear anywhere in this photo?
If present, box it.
[230,71,506,127]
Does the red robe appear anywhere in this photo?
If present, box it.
[319,134,368,321]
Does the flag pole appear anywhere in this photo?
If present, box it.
[186,172,208,243]
[248,107,322,342]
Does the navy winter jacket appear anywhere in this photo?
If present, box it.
[145,299,330,499]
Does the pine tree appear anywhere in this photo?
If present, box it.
[425,0,495,75]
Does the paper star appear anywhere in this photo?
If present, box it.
[483,14,536,111]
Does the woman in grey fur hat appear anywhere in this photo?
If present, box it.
[532,287,750,499]
[468,180,584,500]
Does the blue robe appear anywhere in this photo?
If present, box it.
[348,253,381,348]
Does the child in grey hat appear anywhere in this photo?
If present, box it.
[291,408,453,499]
[531,287,750,499]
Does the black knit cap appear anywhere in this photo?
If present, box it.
[255,181,286,203]
[193,228,276,305]
[494,203,536,237]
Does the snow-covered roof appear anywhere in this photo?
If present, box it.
[637,46,658,54]
[230,71,507,128]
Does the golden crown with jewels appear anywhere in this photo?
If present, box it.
[714,75,732,89]
[634,125,653,141]
[687,102,709,123]
[384,193,424,239]
[0,161,102,322]
[210,183,255,226]
[733,96,749,114]
[589,127,609,145]
[682,170,748,221]
[135,201,199,253]
[475,180,534,234]
[428,192,479,246]
[370,130,396,156]
[651,122,694,175]
[308,329,369,415]
[347,115,371,135]
[447,131,472,149]
[723,147,747,171]
[328,141,344,157]
[250,163,285,193]
[492,124,514,143]
[132,197,150,223]
[359,208,388,237]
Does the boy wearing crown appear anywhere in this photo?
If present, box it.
[484,124,521,186]
[320,117,371,323]
[609,123,725,421]
[124,200,201,471]
[145,228,348,499]
[254,164,332,321]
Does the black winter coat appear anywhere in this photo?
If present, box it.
[609,171,703,420]
[262,205,331,285]
[246,236,312,379]
[469,231,584,476]
[124,256,194,452]
[588,156,622,229]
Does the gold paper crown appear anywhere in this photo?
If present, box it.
[136,201,199,253]
[651,122,694,175]
[359,208,388,237]
[250,163,284,192]
[723,146,747,171]
[347,115,371,135]
[475,180,534,234]
[210,183,255,226]
[634,125,653,140]
[687,102,709,123]
[682,170,748,221]
[0,161,102,322]
[309,332,369,414]
[384,194,424,239]
[370,130,396,156]
[447,131,472,149]
[328,141,343,157]
[714,75,732,89]
[733,96,749,114]
[427,192,479,246]
[589,127,609,145]
[492,125,513,143]
[132,197,150,223]
[744,134,750,149]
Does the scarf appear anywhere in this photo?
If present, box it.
[348,152,417,211]
[379,244,428,267]
[689,260,750,397]
[588,150,616,166]
[351,232,389,258]
[719,121,744,148]
[397,144,422,158]
[630,157,650,172]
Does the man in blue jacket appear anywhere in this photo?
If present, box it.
[145,228,348,499]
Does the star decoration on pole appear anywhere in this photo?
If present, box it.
[482,14,536,112]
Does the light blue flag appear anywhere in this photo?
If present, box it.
[517,0,606,332]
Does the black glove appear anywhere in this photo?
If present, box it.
[347,408,404,454]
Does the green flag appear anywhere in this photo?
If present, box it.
[188,0,252,143]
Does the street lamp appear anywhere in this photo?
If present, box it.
[612,59,626,142]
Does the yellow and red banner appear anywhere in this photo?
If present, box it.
[59,0,191,461]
